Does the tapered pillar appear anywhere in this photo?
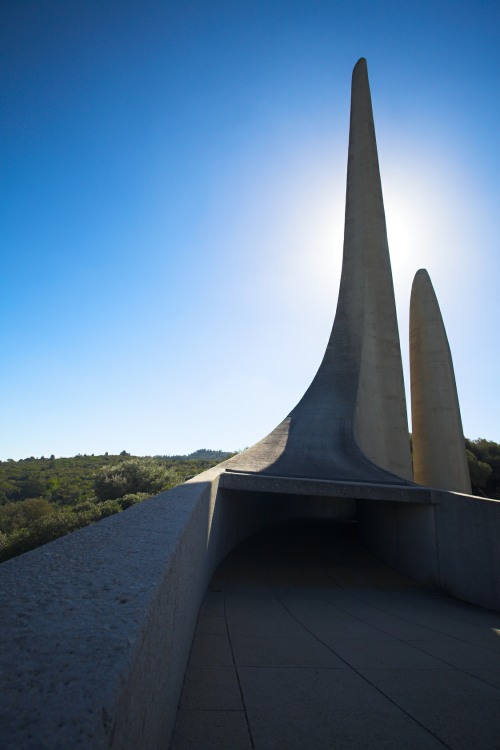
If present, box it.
[225,59,412,484]
[410,269,471,493]
[344,58,413,480]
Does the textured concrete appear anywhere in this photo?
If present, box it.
[219,469,434,501]
[222,57,412,484]
[433,490,500,610]
[357,500,440,587]
[171,520,500,750]
[410,269,471,492]
[346,59,412,480]
[0,476,220,750]
[357,490,500,610]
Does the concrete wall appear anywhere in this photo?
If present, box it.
[433,491,500,611]
[358,492,500,611]
[1,469,499,749]
[0,472,220,750]
[357,500,439,587]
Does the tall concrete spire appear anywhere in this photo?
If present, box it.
[410,269,471,493]
[225,59,412,483]
[342,58,412,479]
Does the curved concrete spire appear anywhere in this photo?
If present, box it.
[343,58,412,480]
[410,269,471,493]
[226,59,412,483]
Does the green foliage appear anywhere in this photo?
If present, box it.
[93,459,170,501]
[117,492,150,509]
[465,438,500,498]
[409,435,500,499]
[157,449,235,461]
[0,454,117,506]
[183,449,234,461]
[0,451,230,562]
[0,497,54,533]
[465,450,492,493]
[0,500,124,561]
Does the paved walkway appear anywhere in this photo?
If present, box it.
[170,519,500,749]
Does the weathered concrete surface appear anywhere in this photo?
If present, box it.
[410,268,471,493]
[357,489,500,612]
[171,520,500,750]
[0,475,220,750]
[223,58,412,484]
[220,469,434,502]
[357,501,440,587]
[433,491,500,610]
[346,59,412,481]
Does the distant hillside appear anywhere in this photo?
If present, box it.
[160,449,235,461]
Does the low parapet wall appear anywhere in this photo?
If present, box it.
[0,467,354,750]
[0,469,221,750]
[1,469,499,749]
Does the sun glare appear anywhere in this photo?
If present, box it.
[382,143,477,322]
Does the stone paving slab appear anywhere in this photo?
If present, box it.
[321,593,454,640]
[226,599,311,639]
[195,614,227,636]
[266,562,335,588]
[279,593,399,640]
[179,665,242,711]
[405,638,500,669]
[170,710,252,750]
[355,593,500,643]
[231,634,345,668]
[197,591,225,617]
[188,635,234,667]
[465,669,500,689]
[169,520,500,749]
[324,638,450,669]
[239,666,443,750]
[359,668,500,749]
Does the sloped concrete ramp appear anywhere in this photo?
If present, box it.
[171,519,500,750]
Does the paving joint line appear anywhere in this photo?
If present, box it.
[263,543,452,749]
[225,559,256,750]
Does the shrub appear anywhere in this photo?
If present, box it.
[93,459,170,501]
[118,492,150,509]
[0,501,130,562]
[466,449,492,492]
[0,497,54,534]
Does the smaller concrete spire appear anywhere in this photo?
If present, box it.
[410,269,471,493]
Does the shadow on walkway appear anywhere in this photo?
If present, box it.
[170,519,500,749]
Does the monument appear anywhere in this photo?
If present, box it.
[223,58,414,484]
[0,59,499,750]
[224,57,471,492]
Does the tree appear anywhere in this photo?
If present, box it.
[93,459,170,501]
[0,498,54,534]
[465,438,500,498]
[466,450,492,493]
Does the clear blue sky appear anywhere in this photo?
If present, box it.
[1,0,499,459]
